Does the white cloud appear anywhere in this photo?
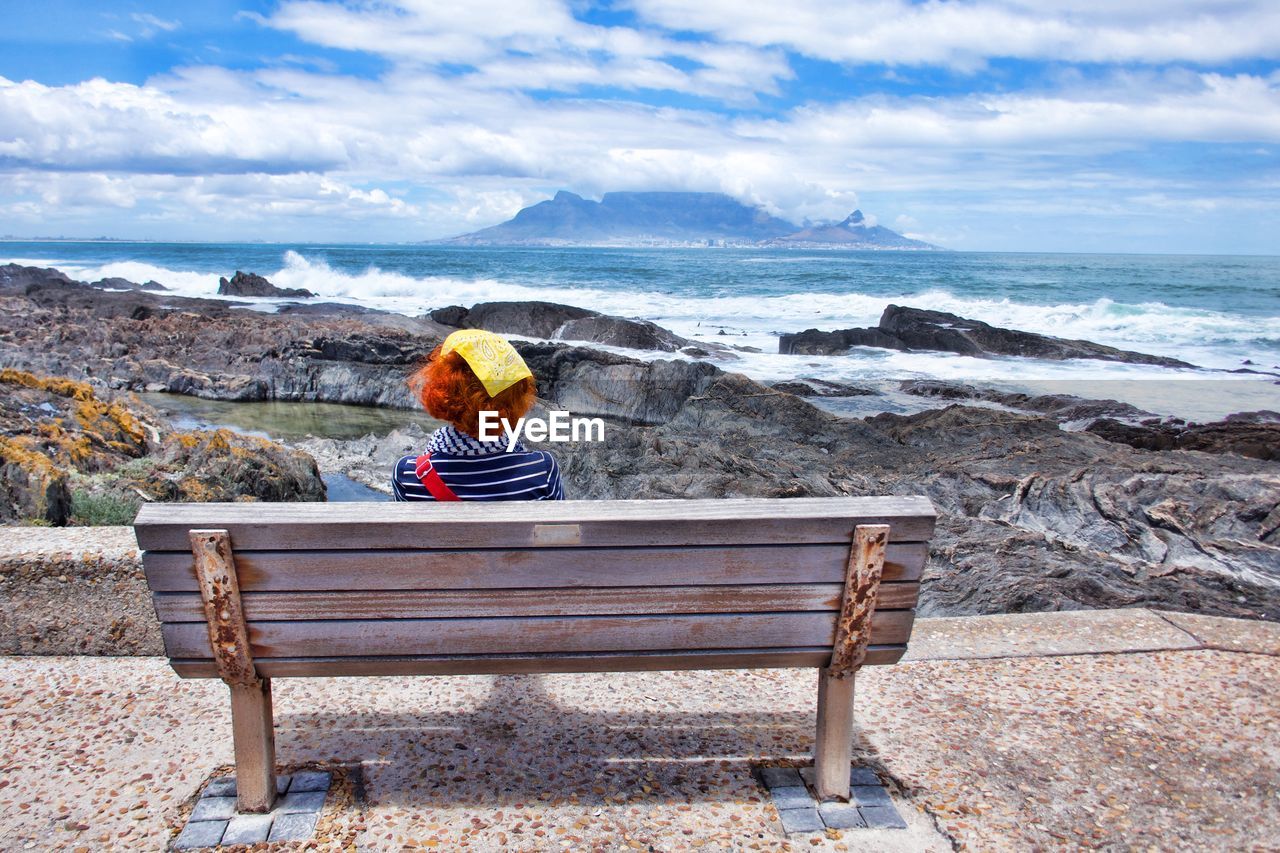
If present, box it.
[629,0,1280,68]
[2,63,1277,234]
[418,184,553,226]
[736,72,1280,153]
[261,0,789,99]
[131,13,181,35]
[0,75,351,173]
[0,171,420,227]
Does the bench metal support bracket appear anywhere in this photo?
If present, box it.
[190,529,276,813]
[814,523,890,801]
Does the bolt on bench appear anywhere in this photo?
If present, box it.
[135,496,936,813]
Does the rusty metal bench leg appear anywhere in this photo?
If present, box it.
[813,523,889,801]
[191,529,277,813]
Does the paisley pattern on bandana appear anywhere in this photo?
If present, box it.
[440,329,534,397]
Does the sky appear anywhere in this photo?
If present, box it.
[0,1,1278,253]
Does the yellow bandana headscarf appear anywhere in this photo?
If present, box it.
[440,329,534,398]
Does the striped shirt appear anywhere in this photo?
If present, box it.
[391,424,565,502]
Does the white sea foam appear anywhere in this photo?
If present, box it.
[15,251,1280,384]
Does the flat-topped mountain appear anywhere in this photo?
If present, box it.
[445,191,940,249]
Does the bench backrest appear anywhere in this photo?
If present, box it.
[136,496,936,679]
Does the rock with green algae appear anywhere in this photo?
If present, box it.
[0,369,326,524]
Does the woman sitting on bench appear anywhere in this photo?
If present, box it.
[392,329,565,501]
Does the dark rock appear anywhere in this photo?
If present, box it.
[514,342,719,424]
[429,305,470,327]
[450,300,700,353]
[1088,417,1280,461]
[556,315,692,352]
[781,304,1194,368]
[1224,410,1280,424]
[0,263,77,290]
[1,264,236,318]
[218,270,314,299]
[1085,419,1178,452]
[900,380,1157,425]
[681,347,711,358]
[770,378,878,398]
[0,265,434,409]
[463,301,597,338]
[305,334,426,365]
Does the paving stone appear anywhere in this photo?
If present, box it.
[769,785,813,810]
[778,807,824,834]
[818,801,867,830]
[860,804,908,829]
[289,770,331,793]
[221,813,274,845]
[203,774,290,799]
[172,818,226,849]
[759,767,803,789]
[849,766,881,786]
[800,765,882,788]
[278,790,327,814]
[189,796,237,822]
[851,784,894,808]
[268,811,319,842]
[201,777,236,799]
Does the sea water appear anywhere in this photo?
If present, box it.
[6,241,1278,419]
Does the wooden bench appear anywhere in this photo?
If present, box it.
[135,496,936,813]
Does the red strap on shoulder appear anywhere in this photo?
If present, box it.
[414,453,461,501]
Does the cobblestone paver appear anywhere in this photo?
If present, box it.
[268,811,320,842]
[221,813,273,845]
[168,771,330,849]
[761,766,907,836]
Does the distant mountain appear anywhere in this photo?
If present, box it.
[773,210,935,249]
[444,191,941,249]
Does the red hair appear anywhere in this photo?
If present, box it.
[409,345,537,438]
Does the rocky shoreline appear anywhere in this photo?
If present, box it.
[1,263,1277,625]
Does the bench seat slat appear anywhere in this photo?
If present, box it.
[134,497,936,551]
[141,542,928,592]
[168,645,907,678]
[161,610,914,659]
[152,582,920,622]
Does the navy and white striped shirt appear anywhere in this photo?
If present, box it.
[392,425,565,502]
